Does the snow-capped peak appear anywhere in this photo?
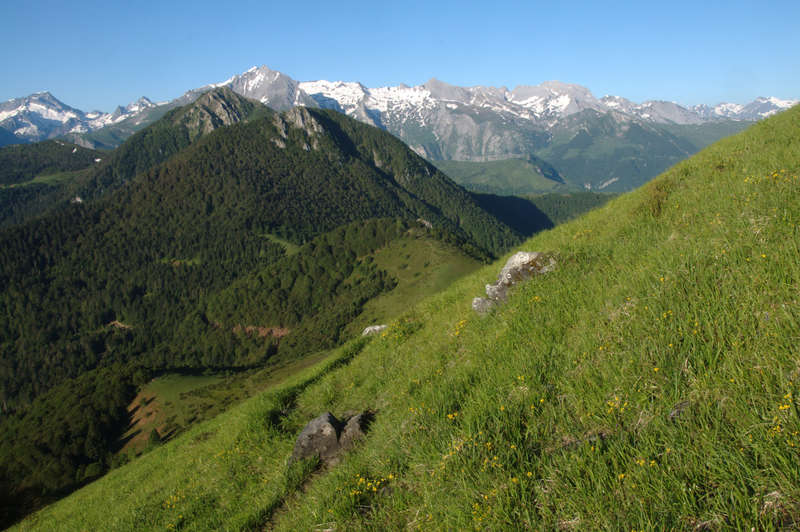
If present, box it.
[2,65,797,146]
[299,80,369,109]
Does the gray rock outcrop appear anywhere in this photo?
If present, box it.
[362,324,387,336]
[339,413,369,451]
[472,251,556,314]
[290,411,372,466]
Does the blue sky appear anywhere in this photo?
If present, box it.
[2,0,798,112]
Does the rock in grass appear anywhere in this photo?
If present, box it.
[339,412,373,451]
[474,251,556,314]
[362,324,388,336]
[290,413,343,465]
[290,411,374,466]
[471,297,495,314]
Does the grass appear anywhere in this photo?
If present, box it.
[433,158,575,195]
[15,105,800,530]
[0,169,87,189]
[257,232,300,256]
[119,373,223,454]
[125,233,477,458]
[118,351,336,455]
[344,233,481,336]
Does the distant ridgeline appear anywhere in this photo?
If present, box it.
[0,88,552,523]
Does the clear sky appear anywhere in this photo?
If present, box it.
[2,0,798,112]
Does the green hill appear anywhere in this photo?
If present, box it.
[0,141,104,227]
[13,104,799,530]
[0,91,518,413]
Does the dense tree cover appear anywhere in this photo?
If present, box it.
[0,198,286,407]
[0,128,19,148]
[0,92,524,519]
[0,89,262,229]
[207,219,409,358]
[0,364,139,527]
[525,191,616,225]
[0,183,68,228]
[309,108,521,255]
[470,193,555,237]
[73,87,265,200]
[0,140,101,185]
[0,93,519,409]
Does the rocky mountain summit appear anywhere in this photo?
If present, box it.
[3,66,794,148]
[3,66,796,191]
[0,92,157,143]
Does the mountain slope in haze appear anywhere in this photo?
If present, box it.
[432,155,572,195]
[0,128,20,147]
[536,109,700,191]
[17,94,800,531]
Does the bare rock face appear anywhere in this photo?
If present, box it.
[178,88,252,141]
[285,107,325,136]
[290,413,343,465]
[362,324,387,336]
[473,251,556,314]
[339,412,370,451]
[290,411,373,466]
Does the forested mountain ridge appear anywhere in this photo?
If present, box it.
[0,88,265,228]
[72,87,266,199]
[0,140,105,226]
[0,140,102,186]
[0,90,527,524]
[0,88,521,409]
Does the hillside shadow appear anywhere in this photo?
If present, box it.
[470,192,555,237]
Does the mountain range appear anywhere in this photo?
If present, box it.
[2,67,796,192]
[7,94,800,531]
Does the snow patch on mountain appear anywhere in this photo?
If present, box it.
[300,80,366,108]
[2,65,797,146]
[0,92,157,142]
[366,85,435,113]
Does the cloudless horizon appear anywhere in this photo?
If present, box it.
[3,0,798,113]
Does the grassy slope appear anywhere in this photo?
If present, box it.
[344,232,482,336]
[123,232,479,456]
[0,169,90,189]
[118,352,334,456]
[17,107,800,530]
[433,158,575,195]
